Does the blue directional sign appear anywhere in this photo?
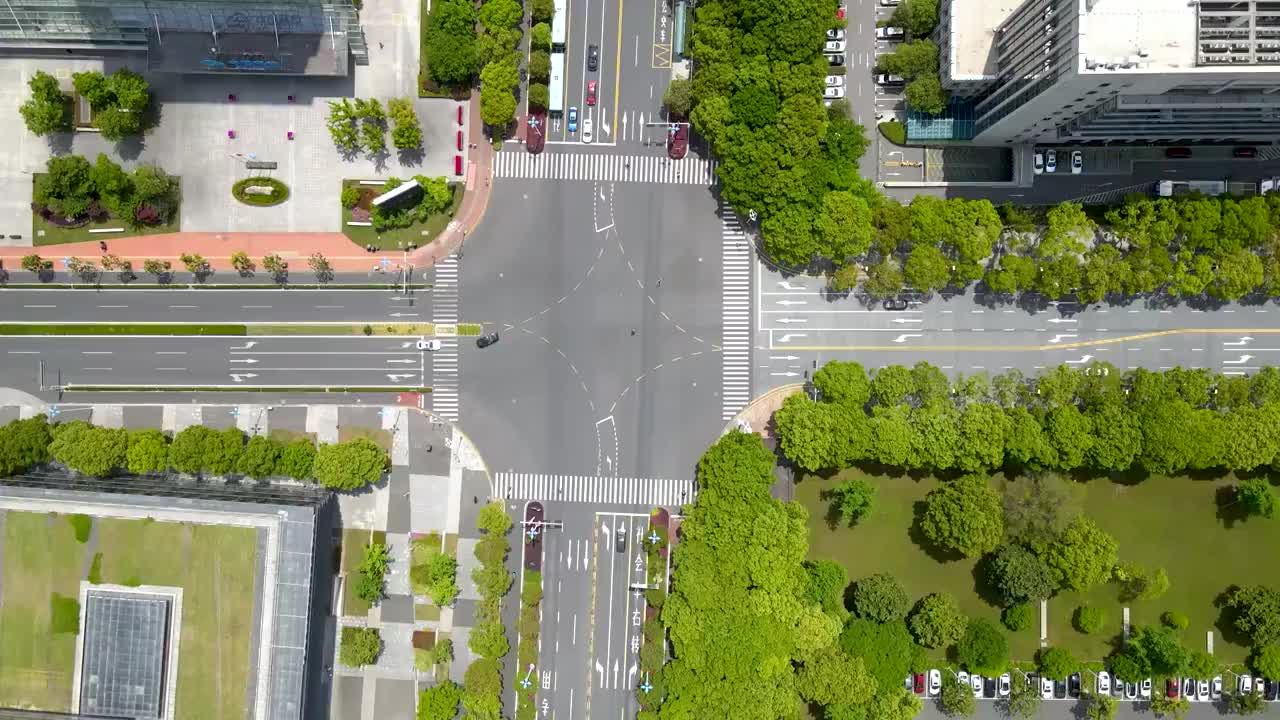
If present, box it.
[48,405,60,418]
[640,673,653,694]
[520,665,535,689]
[648,530,659,545]
[525,524,540,541]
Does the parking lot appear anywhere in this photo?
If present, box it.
[871,2,905,123]
[912,668,1279,707]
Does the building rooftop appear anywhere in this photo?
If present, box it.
[948,0,1023,80]
[79,591,172,720]
[1079,0,1196,71]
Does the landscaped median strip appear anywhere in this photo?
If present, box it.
[0,322,487,336]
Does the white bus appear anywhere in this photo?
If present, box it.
[551,0,567,49]
[549,51,565,114]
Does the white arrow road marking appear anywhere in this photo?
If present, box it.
[892,334,922,343]
[778,281,807,290]
[229,358,258,364]
[777,333,807,342]
[891,317,923,324]
[1065,355,1095,364]
[600,107,610,136]
[386,358,416,364]
[1224,355,1255,365]
[613,659,620,686]
[230,341,258,350]
[600,522,610,537]
[776,317,808,324]
[388,312,419,317]
[776,300,807,306]
[230,373,258,382]
[1048,334,1078,344]
[770,355,800,360]
[596,660,605,687]
[599,186,606,201]
[1047,318,1077,324]
[771,371,800,377]
[1224,336,1254,346]
[386,373,417,381]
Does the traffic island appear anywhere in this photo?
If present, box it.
[232,177,291,207]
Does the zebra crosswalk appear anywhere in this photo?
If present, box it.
[431,257,460,421]
[722,208,752,420]
[493,150,718,185]
[494,472,698,506]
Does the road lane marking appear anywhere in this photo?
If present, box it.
[155,351,187,355]
[6,351,39,354]
[773,328,1280,352]
[168,305,198,309]
[96,305,128,308]
[23,304,56,308]
[81,351,112,355]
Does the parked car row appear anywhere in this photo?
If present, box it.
[1229,675,1280,702]
[905,670,1013,699]
[1033,148,1083,175]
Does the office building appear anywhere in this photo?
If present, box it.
[937,0,1280,146]
[0,0,365,75]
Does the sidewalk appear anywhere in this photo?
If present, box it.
[723,383,804,440]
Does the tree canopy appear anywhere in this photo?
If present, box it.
[920,475,1004,558]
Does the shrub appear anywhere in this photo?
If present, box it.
[238,436,282,479]
[879,120,906,145]
[20,71,70,135]
[852,572,910,623]
[0,415,52,476]
[1074,605,1106,634]
[50,593,80,634]
[68,514,92,543]
[276,438,317,480]
[388,98,423,150]
[908,592,966,648]
[339,627,382,667]
[1002,602,1034,632]
[312,437,388,491]
[417,680,463,720]
[956,619,1009,676]
[527,83,550,111]
[529,50,550,82]
[530,22,552,51]
[232,177,290,207]
[1037,646,1078,680]
[355,542,391,603]
[341,184,361,208]
[1162,611,1189,630]
[20,254,51,273]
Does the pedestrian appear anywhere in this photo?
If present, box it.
[98,241,107,252]
[630,328,636,336]
[473,495,478,504]
[378,42,384,49]
[656,277,662,287]
[427,444,433,452]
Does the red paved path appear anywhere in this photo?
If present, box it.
[0,94,494,275]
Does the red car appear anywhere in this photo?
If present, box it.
[1166,679,1179,698]
[913,674,925,695]
[668,123,689,160]
[456,130,464,151]
[526,110,546,155]
[587,81,598,106]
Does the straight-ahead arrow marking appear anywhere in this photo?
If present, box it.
[229,358,258,364]
[770,355,800,360]
[230,373,258,382]
[892,334,922,343]
[230,341,258,350]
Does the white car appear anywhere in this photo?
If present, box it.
[970,674,983,698]
[876,26,905,39]
[582,116,594,144]
[823,86,846,99]
[958,671,970,692]
[1033,151,1044,174]
[1196,680,1209,702]
[1141,679,1153,699]
[1097,671,1111,696]
[880,0,900,5]
[1211,676,1222,701]
[876,73,905,85]
[1239,675,1253,695]
[1071,150,1083,174]
[825,75,845,86]
[1041,675,1054,699]
[929,670,942,696]
[827,28,846,41]
[824,39,847,53]
[998,673,1011,698]
[416,338,442,351]
[1045,150,1057,173]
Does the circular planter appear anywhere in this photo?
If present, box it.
[232,176,290,207]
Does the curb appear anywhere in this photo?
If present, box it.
[720,383,804,438]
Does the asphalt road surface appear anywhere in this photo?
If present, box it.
[0,289,431,323]
[589,511,649,720]
[0,336,437,390]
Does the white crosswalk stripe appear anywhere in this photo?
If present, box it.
[493,151,718,185]
[722,207,752,420]
[494,472,698,506]
[431,257,460,421]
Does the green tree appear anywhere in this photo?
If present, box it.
[339,626,382,666]
[527,83,550,110]
[880,39,939,80]
[477,501,513,536]
[479,59,519,127]
[940,673,976,717]
[814,361,871,406]
[426,0,479,85]
[238,435,282,479]
[20,70,69,135]
[1073,605,1106,634]
[1039,517,1119,592]
[478,0,521,30]
[1252,644,1280,681]
[468,619,510,658]
[1002,603,1034,632]
[355,542,391,603]
[276,438,316,480]
[1128,625,1188,676]
[988,543,1057,605]
[1085,692,1118,720]
[528,50,550,82]
[1086,403,1142,471]
[167,425,210,475]
[863,256,905,298]
[815,191,875,262]
[1114,562,1170,601]
[1229,691,1266,716]
[204,427,244,476]
[796,647,877,708]
[529,0,554,23]
[125,429,169,475]
[852,573,909,623]
[1005,669,1041,719]
[828,477,877,527]
[904,75,946,115]
[387,98,423,150]
[1045,405,1093,470]
[34,154,94,218]
[1036,646,1077,680]
[920,475,1004,558]
[663,78,694,118]
[417,680,463,720]
[804,559,849,616]
[1162,611,1190,630]
[840,618,922,692]
[1211,248,1264,300]
[956,618,1008,676]
[312,438,387,491]
[956,403,1010,472]
[1186,649,1217,680]
[871,365,915,407]
[48,421,127,477]
[908,592,967,649]
[761,204,819,267]
[904,243,950,292]
[1237,478,1277,519]
[892,0,940,37]
[0,416,52,477]
[529,23,551,52]
[1226,585,1280,647]
[1151,694,1190,720]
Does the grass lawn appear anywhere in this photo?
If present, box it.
[0,512,86,711]
[410,534,442,597]
[94,518,258,720]
[341,528,376,617]
[798,470,1280,664]
[338,426,393,451]
[0,512,257,719]
[267,428,317,446]
[340,180,465,251]
[415,602,442,622]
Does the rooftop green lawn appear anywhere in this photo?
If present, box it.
[0,511,258,719]
[798,470,1280,664]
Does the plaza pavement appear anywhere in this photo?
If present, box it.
[0,394,495,720]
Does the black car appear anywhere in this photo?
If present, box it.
[1182,678,1194,699]
[476,332,500,348]
[883,297,909,311]
[983,677,997,698]
[615,523,627,553]
[1068,673,1081,698]
[826,53,845,66]
[1053,679,1067,699]
[1266,680,1279,701]
[588,44,599,71]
